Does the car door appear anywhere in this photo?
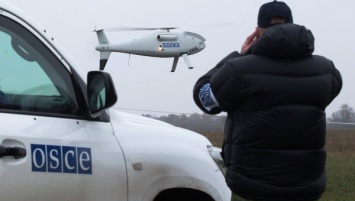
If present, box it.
[0,9,127,201]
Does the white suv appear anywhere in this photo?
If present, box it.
[0,1,230,201]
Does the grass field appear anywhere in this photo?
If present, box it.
[322,129,355,200]
[200,129,355,200]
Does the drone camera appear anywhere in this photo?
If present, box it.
[157,34,178,41]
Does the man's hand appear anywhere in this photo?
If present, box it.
[241,28,259,55]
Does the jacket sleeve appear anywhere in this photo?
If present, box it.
[330,64,343,102]
[193,51,241,114]
[209,60,242,112]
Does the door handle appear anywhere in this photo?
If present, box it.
[0,145,26,159]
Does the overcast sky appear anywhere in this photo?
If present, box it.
[10,0,355,116]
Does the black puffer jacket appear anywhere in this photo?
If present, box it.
[193,24,342,200]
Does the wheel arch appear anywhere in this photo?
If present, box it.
[153,188,214,201]
[138,175,225,201]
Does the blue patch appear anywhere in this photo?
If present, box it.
[162,42,180,48]
[47,145,62,173]
[77,147,92,174]
[62,146,77,174]
[199,83,215,107]
[31,144,92,175]
[31,144,47,172]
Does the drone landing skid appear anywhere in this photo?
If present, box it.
[170,54,193,72]
[182,53,193,69]
[171,57,179,72]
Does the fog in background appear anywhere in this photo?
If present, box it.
[10,0,355,117]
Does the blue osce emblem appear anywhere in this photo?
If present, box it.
[31,144,92,175]
[162,42,180,48]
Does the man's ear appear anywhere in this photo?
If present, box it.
[256,27,264,38]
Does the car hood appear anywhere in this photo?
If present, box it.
[107,108,212,149]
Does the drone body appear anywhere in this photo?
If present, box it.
[95,28,206,72]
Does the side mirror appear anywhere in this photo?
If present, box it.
[87,71,117,118]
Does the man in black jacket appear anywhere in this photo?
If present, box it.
[193,1,342,200]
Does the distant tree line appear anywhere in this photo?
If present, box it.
[142,103,355,131]
[327,103,355,123]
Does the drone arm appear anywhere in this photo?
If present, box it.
[99,52,111,70]
[182,53,193,69]
[171,57,179,72]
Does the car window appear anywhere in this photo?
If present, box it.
[0,15,79,115]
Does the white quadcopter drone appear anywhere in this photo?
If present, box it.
[94,27,206,72]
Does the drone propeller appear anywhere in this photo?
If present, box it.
[105,26,178,32]
[101,22,232,33]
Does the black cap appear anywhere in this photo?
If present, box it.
[258,1,293,28]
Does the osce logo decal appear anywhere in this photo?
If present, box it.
[31,144,92,174]
[162,42,180,48]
